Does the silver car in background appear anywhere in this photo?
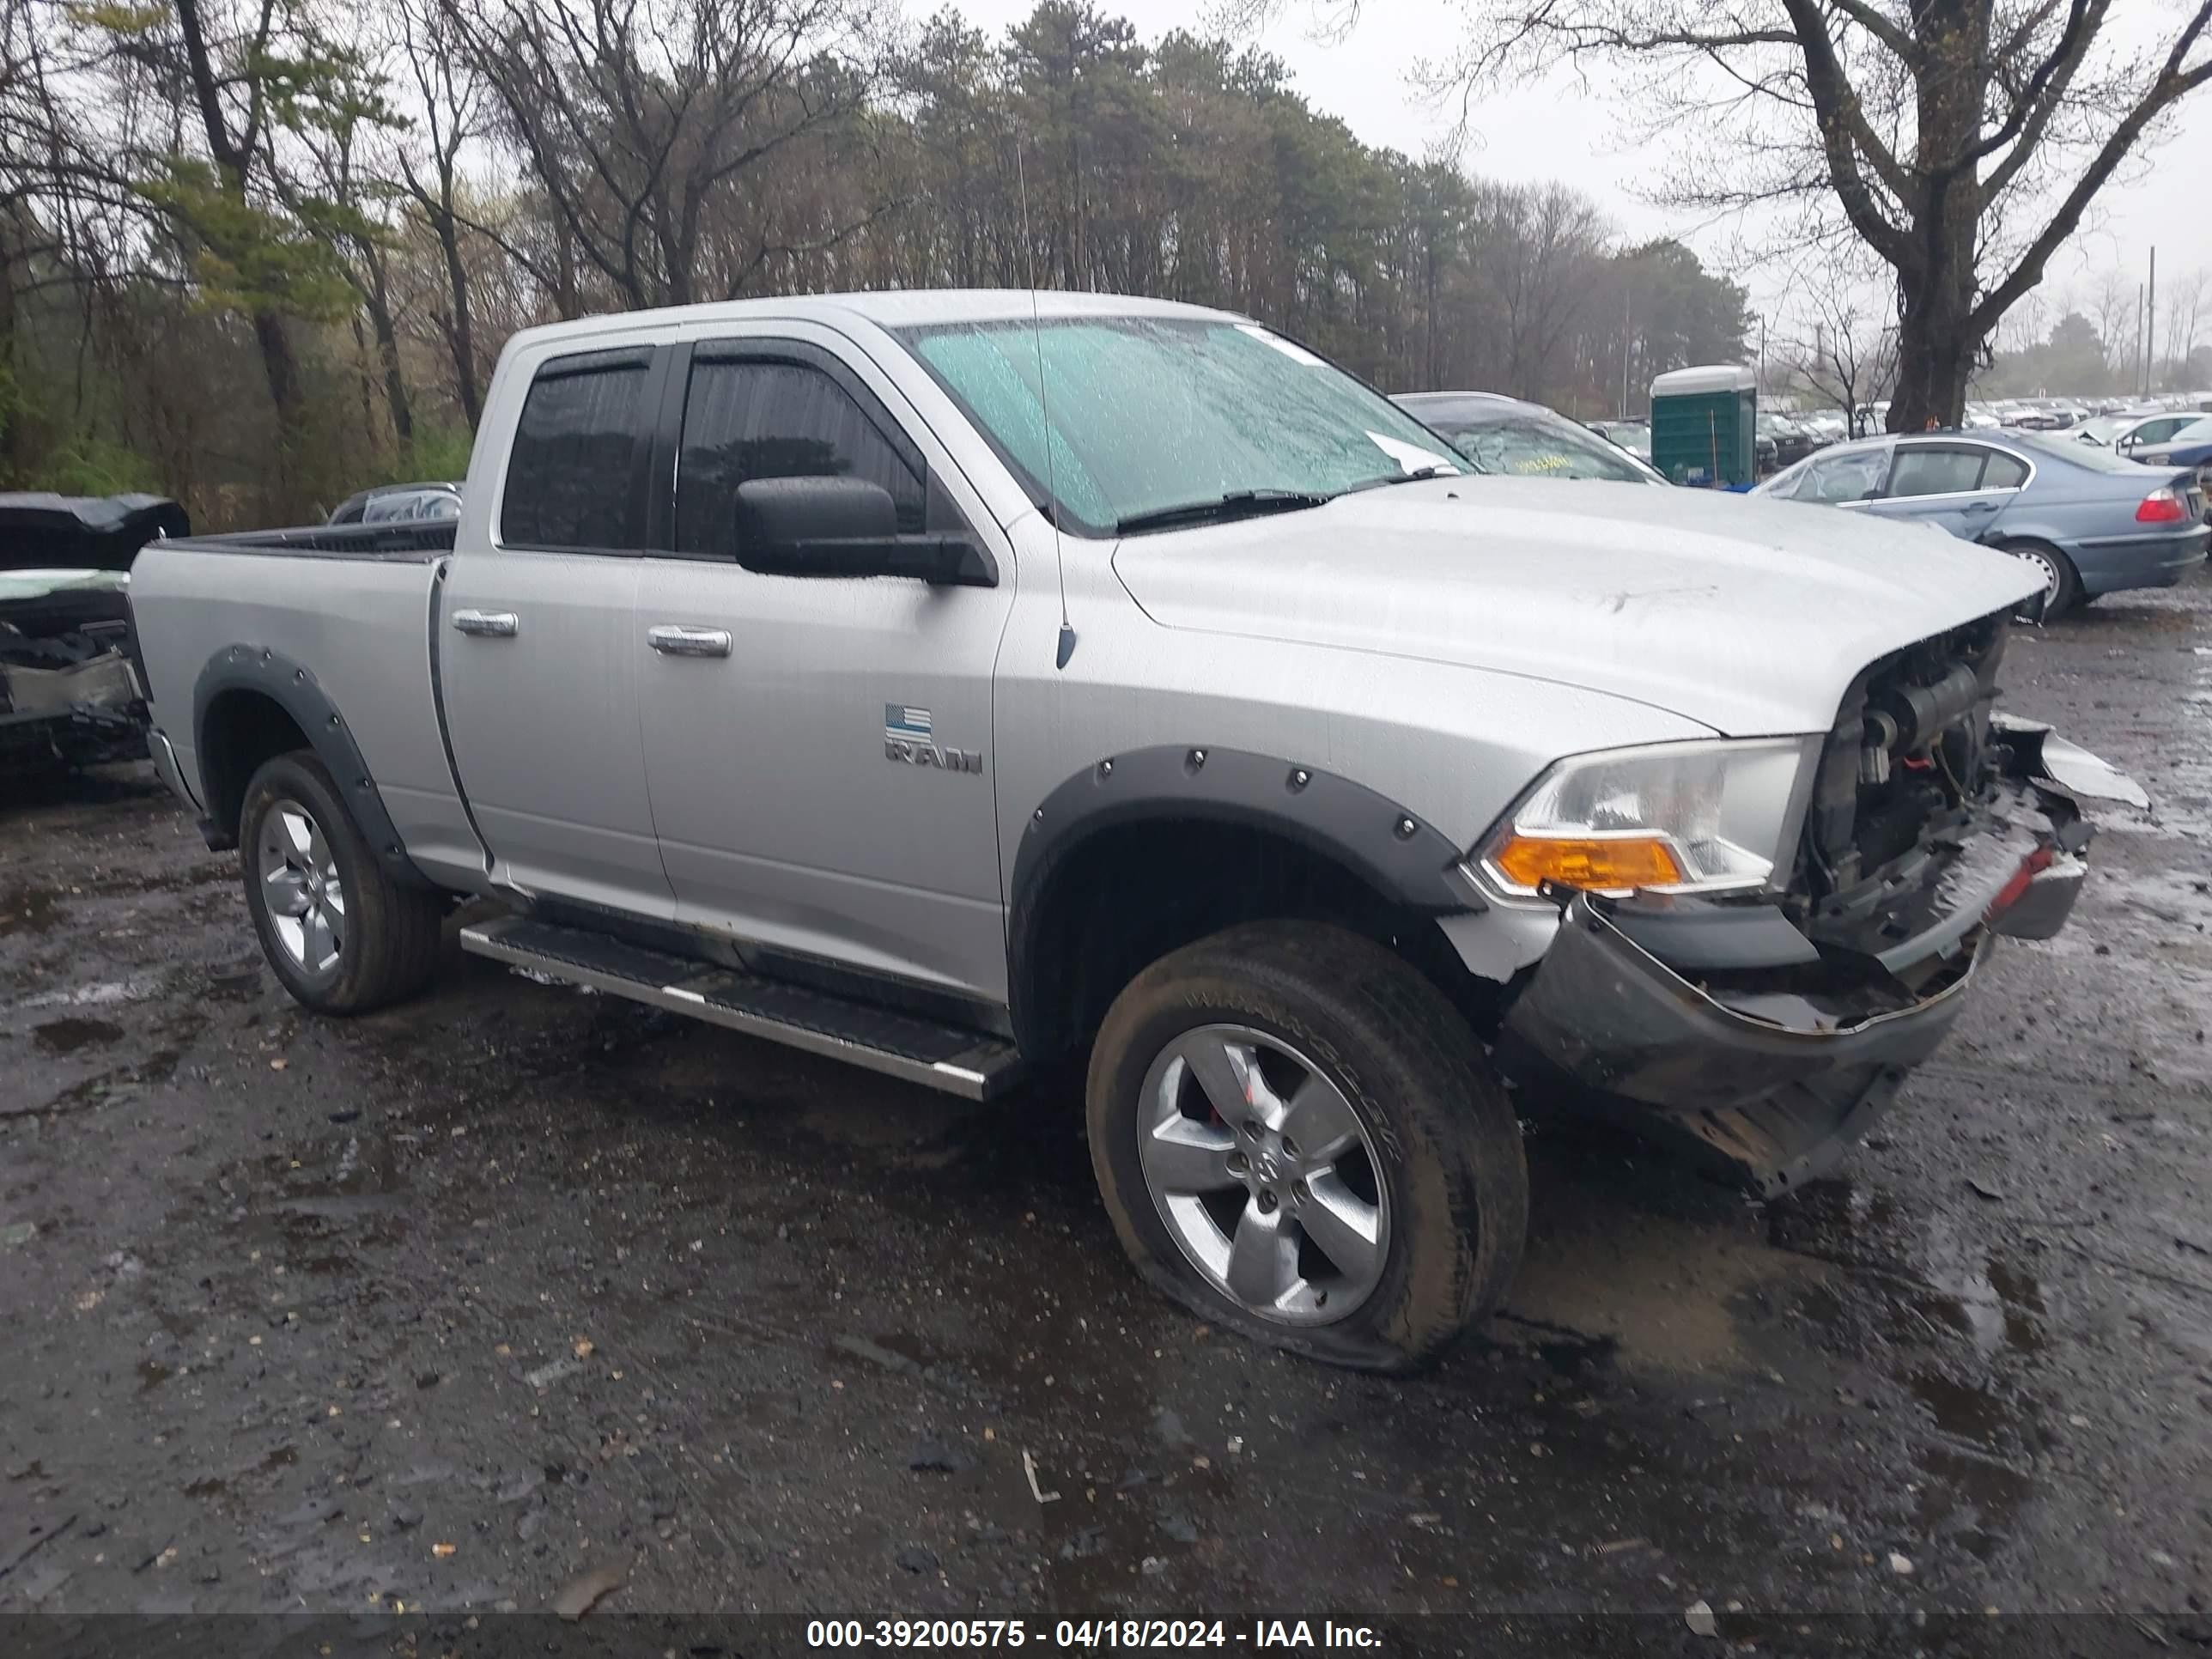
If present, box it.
[1753,428,2208,617]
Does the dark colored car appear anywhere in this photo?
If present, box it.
[328,481,463,526]
[0,493,187,773]
[2131,417,2212,502]
[1394,392,1667,483]
[1758,412,1820,471]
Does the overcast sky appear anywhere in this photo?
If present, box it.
[950,0,2212,343]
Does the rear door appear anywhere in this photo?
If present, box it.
[633,322,1017,1001]
[440,337,678,919]
[1868,441,2027,539]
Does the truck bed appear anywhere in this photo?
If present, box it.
[127,521,483,887]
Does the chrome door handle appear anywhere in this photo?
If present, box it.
[452,609,519,638]
[1964,499,2000,514]
[647,624,732,659]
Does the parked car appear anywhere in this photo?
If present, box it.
[1753,429,2208,617]
[130,290,2121,1371]
[1757,411,1820,470]
[2130,416,2212,499]
[1,492,186,775]
[1395,392,1666,483]
[1584,417,1652,460]
[328,481,462,526]
[2073,410,2203,454]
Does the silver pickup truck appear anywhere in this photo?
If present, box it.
[127,290,2132,1371]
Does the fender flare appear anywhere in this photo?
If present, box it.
[191,643,435,890]
[1006,744,1474,1051]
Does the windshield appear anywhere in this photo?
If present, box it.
[1420,407,1659,483]
[896,316,1460,536]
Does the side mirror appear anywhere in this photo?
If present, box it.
[734,477,994,586]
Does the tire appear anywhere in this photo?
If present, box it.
[239,750,442,1014]
[1996,538,2079,621]
[1085,921,1528,1372]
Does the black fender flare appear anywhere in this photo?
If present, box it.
[1006,744,1474,1052]
[191,643,435,890]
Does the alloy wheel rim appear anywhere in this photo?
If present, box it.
[1137,1023,1389,1327]
[258,799,345,975]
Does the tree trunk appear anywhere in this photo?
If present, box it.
[363,256,413,449]
[434,210,481,427]
[0,216,21,485]
[1888,295,1974,432]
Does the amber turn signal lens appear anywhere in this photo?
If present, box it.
[1489,834,1686,893]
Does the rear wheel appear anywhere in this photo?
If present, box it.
[1086,921,1527,1372]
[1996,539,2079,621]
[240,750,442,1013]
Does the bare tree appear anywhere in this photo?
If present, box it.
[1783,263,1898,434]
[391,0,488,422]
[2161,267,2207,391]
[1242,0,2212,430]
[444,0,880,311]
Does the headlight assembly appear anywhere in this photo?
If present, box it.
[1475,737,1817,899]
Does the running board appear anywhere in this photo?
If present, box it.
[459,915,1024,1101]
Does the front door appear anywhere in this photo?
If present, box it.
[635,325,1017,1002]
[440,338,678,919]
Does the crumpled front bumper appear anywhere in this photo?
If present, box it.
[0,652,149,771]
[1495,727,2124,1194]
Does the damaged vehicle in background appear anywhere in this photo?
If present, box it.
[1,493,186,775]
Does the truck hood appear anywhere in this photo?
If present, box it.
[1109,477,2042,736]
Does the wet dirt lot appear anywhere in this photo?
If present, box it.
[4,574,2212,1649]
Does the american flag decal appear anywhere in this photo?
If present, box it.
[885,704,933,742]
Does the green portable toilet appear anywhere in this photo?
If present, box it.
[1650,364,1757,487]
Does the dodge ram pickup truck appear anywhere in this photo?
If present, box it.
[127,290,2136,1371]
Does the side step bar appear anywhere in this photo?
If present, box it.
[459,915,1024,1101]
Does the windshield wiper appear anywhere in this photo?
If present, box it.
[1114,489,1334,536]
[1342,464,1462,492]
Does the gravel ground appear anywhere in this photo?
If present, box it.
[3,568,2210,1651]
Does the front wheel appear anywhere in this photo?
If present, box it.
[239,750,443,1014]
[1086,921,1528,1372]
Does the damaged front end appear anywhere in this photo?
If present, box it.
[0,494,185,776]
[1,570,149,773]
[1498,615,2128,1194]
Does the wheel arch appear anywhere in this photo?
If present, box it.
[191,645,435,890]
[1006,745,1488,1060]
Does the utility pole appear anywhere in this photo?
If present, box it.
[1619,287,1631,417]
[2147,246,2158,395]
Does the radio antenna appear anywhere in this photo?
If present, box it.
[1017,139,1076,671]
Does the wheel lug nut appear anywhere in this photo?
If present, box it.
[1255,1192,1278,1214]
[1242,1118,1261,1139]
[1280,1136,1299,1159]
[1226,1152,1246,1174]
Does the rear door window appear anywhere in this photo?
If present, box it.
[1887,446,1989,498]
[674,356,926,560]
[1981,452,2029,490]
[502,349,653,550]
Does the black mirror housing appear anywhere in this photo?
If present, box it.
[734,476,994,586]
